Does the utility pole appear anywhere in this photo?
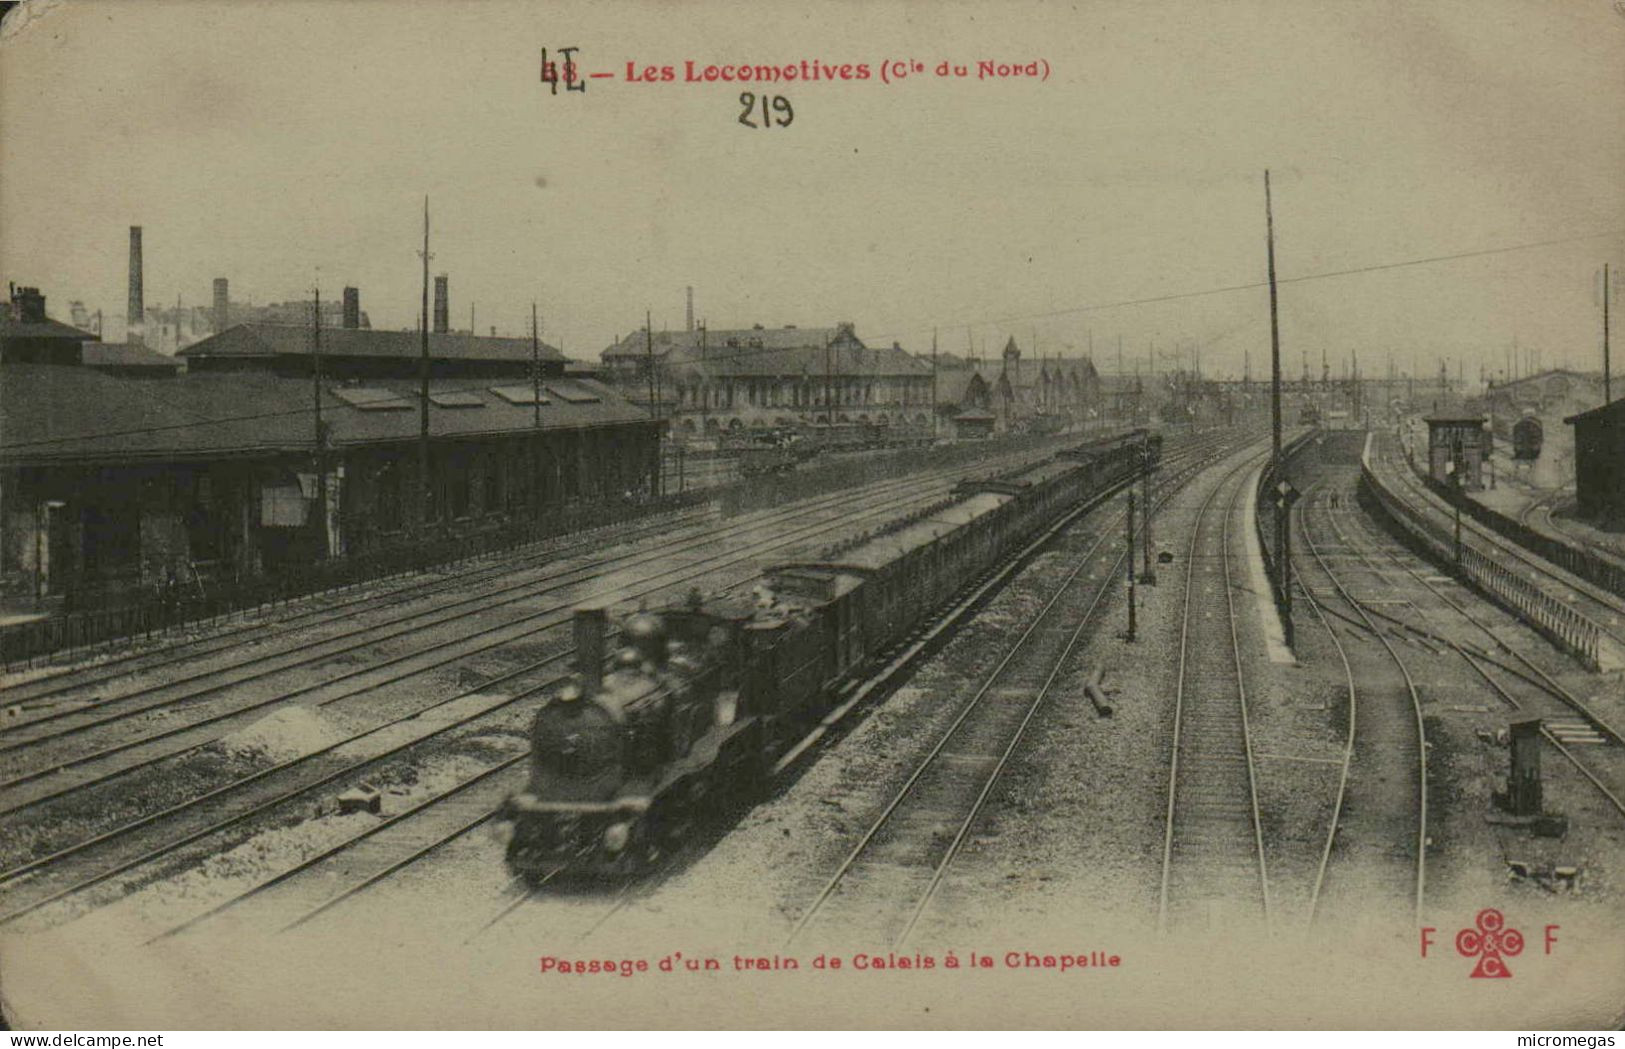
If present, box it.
[644,309,661,495]
[1265,169,1292,648]
[824,333,834,426]
[644,309,656,418]
[417,197,432,538]
[313,286,329,559]
[1452,436,1465,563]
[1125,488,1137,641]
[1140,436,1155,584]
[531,302,543,514]
[1605,262,1613,405]
[931,327,939,440]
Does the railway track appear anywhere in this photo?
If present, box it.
[1156,448,1270,930]
[0,457,1012,768]
[0,438,1114,931]
[784,435,1263,947]
[0,446,1061,816]
[0,502,714,707]
[136,436,1222,943]
[1293,478,1428,926]
[1326,491,1625,828]
[1374,436,1625,652]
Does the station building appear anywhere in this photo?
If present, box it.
[1,286,658,611]
[1424,415,1491,490]
[1563,398,1625,528]
[602,321,935,438]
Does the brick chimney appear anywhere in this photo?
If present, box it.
[10,284,46,323]
[433,274,449,334]
[127,226,145,346]
[342,286,360,330]
[212,277,229,332]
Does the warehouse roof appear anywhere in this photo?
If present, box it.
[603,324,856,361]
[0,365,648,465]
[0,314,99,342]
[81,342,185,370]
[1563,398,1625,426]
[178,322,567,363]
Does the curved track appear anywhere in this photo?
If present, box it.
[785,437,1261,946]
[1156,450,1270,930]
[0,445,1071,929]
[1294,480,1428,926]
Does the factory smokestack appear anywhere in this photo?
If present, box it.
[686,286,694,333]
[212,277,229,333]
[342,286,360,330]
[128,226,145,346]
[433,274,449,334]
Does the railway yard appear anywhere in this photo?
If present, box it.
[3,419,1624,1026]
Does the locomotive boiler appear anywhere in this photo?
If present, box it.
[497,429,1161,881]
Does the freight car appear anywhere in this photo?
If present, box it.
[497,429,1159,881]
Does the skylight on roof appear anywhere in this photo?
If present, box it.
[429,391,485,408]
[544,382,602,404]
[332,387,413,411]
[490,385,551,405]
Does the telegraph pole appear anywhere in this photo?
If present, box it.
[531,302,543,515]
[644,309,656,417]
[1140,436,1155,584]
[824,333,833,425]
[1125,488,1137,641]
[312,286,329,559]
[1605,262,1613,405]
[931,327,939,439]
[417,197,433,537]
[1265,169,1292,648]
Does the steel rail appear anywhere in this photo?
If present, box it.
[1297,484,1429,926]
[1155,450,1273,930]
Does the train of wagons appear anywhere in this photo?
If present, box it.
[497,427,1163,880]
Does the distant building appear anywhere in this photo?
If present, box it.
[928,337,1101,435]
[601,321,935,438]
[1425,416,1491,491]
[3,314,656,612]
[180,322,564,381]
[0,284,99,365]
[80,342,184,378]
[1563,398,1625,529]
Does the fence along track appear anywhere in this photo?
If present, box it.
[1369,437,1618,670]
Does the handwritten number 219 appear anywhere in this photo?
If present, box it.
[739,93,793,128]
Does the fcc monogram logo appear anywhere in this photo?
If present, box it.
[1421,910,1559,978]
[1456,908,1523,978]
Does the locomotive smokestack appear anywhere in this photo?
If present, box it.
[212,277,229,333]
[128,226,145,346]
[433,274,449,334]
[573,607,607,694]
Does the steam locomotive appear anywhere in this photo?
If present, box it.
[497,429,1161,880]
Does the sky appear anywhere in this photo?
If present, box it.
[2,0,1622,383]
